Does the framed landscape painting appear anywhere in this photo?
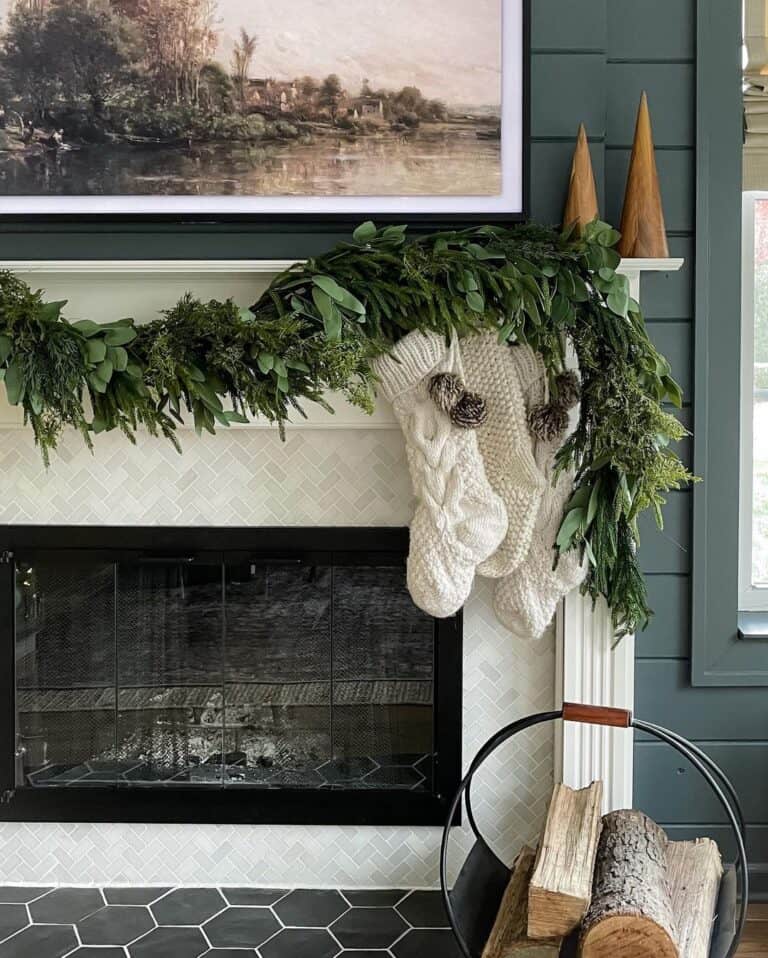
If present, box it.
[0,0,526,218]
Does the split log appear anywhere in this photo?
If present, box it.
[617,91,670,258]
[667,838,722,958]
[563,124,599,235]
[580,809,678,958]
[482,846,561,958]
[526,781,603,938]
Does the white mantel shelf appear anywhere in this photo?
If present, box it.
[0,257,685,274]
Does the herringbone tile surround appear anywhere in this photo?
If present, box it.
[0,427,555,887]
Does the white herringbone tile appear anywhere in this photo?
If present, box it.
[0,426,555,888]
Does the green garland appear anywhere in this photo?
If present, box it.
[0,220,693,638]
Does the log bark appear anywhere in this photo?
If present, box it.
[580,809,678,958]
[482,846,561,958]
[526,781,603,938]
[563,123,599,235]
[667,838,722,958]
[617,91,670,258]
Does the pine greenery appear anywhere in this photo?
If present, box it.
[0,220,693,638]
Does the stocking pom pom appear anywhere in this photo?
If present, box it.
[528,402,569,442]
[555,370,581,410]
[450,391,488,429]
[428,372,464,413]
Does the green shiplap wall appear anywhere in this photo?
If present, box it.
[0,0,758,891]
[533,0,766,897]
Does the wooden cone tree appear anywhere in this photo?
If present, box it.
[563,124,599,234]
[618,92,670,258]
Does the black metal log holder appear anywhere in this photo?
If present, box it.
[440,703,748,958]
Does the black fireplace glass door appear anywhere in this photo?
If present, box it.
[114,556,224,786]
[223,558,332,787]
[13,546,438,795]
[331,560,434,791]
[15,555,117,787]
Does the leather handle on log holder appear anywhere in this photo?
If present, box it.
[562,702,632,728]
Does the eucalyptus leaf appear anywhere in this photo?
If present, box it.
[4,363,23,405]
[72,319,101,338]
[556,508,586,550]
[353,221,377,243]
[96,359,113,383]
[108,346,129,372]
[0,335,11,364]
[87,373,108,395]
[39,300,67,322]
[466,290,485,313]
[257,352,275,374]
[104,325,136,347]
[87,339,107,364]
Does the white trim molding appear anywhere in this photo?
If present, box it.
[0,259,301,274]
[556,256,684,813]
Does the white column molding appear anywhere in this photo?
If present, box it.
[555,257,684,813]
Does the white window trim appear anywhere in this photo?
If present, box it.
[740,192,768,610]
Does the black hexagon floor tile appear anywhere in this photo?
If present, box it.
[391,928,463,958]
[67,950,126,957]
[0,923,78,958]
[341,889,408,907]
[150,888,225,925]
[104,887,171,905]
[29,888,104,924]
[273,890,347,927]
[202,951,261,957]
[128,926,208,958]
[221,887,289,906]
[340,952,391,957]
[203,906,280,948]
[331,906,408,949]
[0,903,29,941]
[396,890,449,927]
[78,905,155,945]
[259,927,338,958]
[0,887,51,903]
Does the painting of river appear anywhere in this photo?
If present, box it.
[0,0,522,214]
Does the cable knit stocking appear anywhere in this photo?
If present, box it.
[374,330,507,618]
[493,344,587,639]
[461,332,545,578]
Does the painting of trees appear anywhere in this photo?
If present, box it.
[231,27,256,111]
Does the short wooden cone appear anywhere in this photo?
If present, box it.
[618,92,669,258]
[563,124,599,234]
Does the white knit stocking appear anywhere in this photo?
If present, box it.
[461,332,545,578]
[374,330,507,618]
[492,344,587,639]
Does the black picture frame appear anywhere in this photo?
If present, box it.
[0,0,530,228]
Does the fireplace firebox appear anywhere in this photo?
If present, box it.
[0,527,461,825]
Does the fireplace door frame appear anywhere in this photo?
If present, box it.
[0,526,462,826]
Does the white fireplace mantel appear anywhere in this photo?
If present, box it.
[0,254,684,813]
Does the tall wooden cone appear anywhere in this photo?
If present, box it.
[563,124,599,234]
[618,92,669,258]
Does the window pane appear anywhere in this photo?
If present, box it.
[753,200,768,586]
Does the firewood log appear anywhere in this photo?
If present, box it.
[667,838,722,958]
[580,809,678,958]
[482,846,561,958]
[526,781,603,938]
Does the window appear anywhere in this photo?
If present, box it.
[740,194,768,611]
